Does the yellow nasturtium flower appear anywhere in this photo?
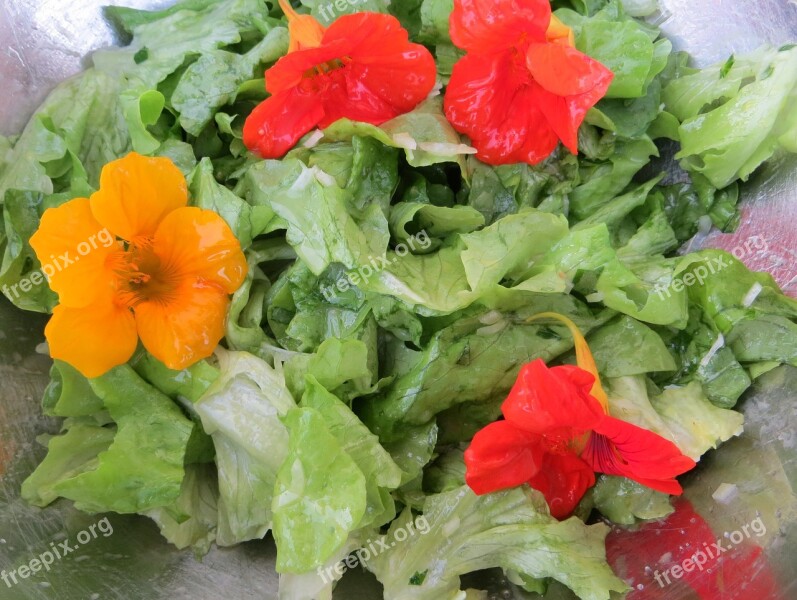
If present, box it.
[30,152,247,378]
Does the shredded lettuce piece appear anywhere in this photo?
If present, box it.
[366,485,628,600]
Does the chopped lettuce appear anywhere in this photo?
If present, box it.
[24,366,194,513]
[194,350,294,545]
[9,1,797,599]
[323,97,476,169]
[143,463,219,554]
[284,337,375,401]
[651,381,745,459]
[21,423,116,507]
[665,46,797,188]
[362,295,603,440]
[366,485,627,600]
[591,475,673,524]
[607,376,744,460]
[272,407,367,572]
[586,315,676,377]
[301,376,402,528]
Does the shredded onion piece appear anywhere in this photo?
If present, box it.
[426,81,443,100]
[478,310,502,325]
[311,167,336,187]
[742,282,763,307]
[697,215,713,234]
[302,129,325,148]
[476,321,507,336]
[711,483,738,504]
[418,141,477,155]
[391,132,417,150]
[699,334,725,368]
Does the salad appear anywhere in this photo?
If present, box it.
[2,0,797,598]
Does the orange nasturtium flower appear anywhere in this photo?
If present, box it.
[443,0,613,165]
[29,153,247,378]
[464,313,696,519]
[242,0,437,159]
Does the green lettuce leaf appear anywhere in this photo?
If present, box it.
[143,463,219,554]
[302,376,402,528]
[172,27,288,136]
[323,98,476,169]
[557,3,666,98]
[272,407,367,572]
[35,366,194,513]
[366,485,627,600]
[284,337,375,401]
[41,360,105,417]
[665,46,797,188]
[361,209,573,315]
[243,159,388,276]
[587,315,676,376]
[607,376,744,460]
[95,0,272,88]
[21,423,116,507]
[194,349,295,545]
[300,0,390,24]
[592,475,673,524]
[362,295,603,440]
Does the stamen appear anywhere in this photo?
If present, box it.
[108,236,180,308]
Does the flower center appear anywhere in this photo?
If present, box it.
[110,238,180,307]
[545,429,592,455]
[300,57,352,91]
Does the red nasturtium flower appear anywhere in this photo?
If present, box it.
[243,0,437,158]
[443,0,614,165]
[29,153,247,378]
[464,313,696,519]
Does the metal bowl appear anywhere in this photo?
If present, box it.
[1,1,796,599]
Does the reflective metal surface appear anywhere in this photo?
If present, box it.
[1,1,796,599]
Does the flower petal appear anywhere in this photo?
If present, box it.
[262,13,436,132]
[526,312,610,410]
[323,14,436,116]
[243,87,325,159]
[278,0,326,52]
[134,280,230,371]
[153,206,247,294]
[265,38,352,94]
[502,359,604,435]
[527,451,595,519]
[444,52,560,165]
[526,43,607,97]
[450,0,551,53]
[90,153,188,241]
[29,198,119,308]
[583,417,696,495]
[546,14,575,47]
[45,294,138,378]
[528,49,614,154]
[464,420,544,495]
